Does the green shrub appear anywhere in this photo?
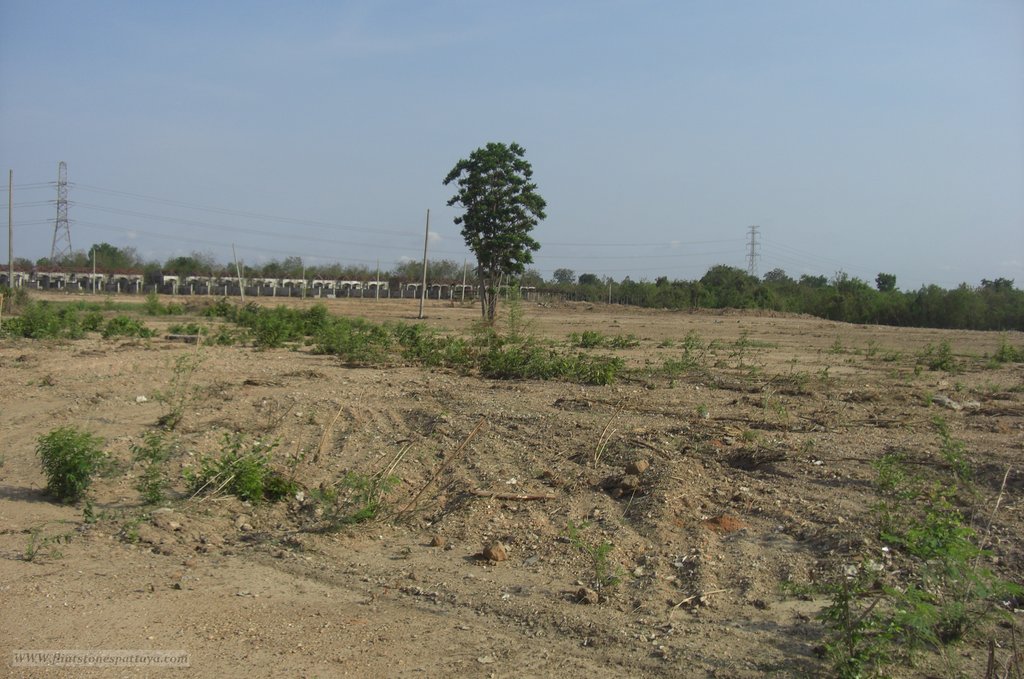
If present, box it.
[917,340,959,373]
[81,310,104,332]
[991,335,1023,364]
[479,345,622,385]
[569,330,606,348]
[568,330,640,350]
[313,317,392,363]
[606,333,640,349]
[817,432,1022,677]
[131,431,173,504]
[185,433,293,504]
[102,316,154,339]
[5,301,70,339]
[566,520,622,591]
[143,291,164,315]
[36,426,107,502]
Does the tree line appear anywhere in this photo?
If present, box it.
[555,265,1023,332]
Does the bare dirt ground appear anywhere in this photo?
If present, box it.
[1,293,1022,678]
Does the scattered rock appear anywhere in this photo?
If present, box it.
[482,542,507,562]
[702,514,747,534]
[135,395,148,403]
[576,587,600,605]
[235,515,254,531]
[618,474,641,492]
[933,394,962,411]
[152,511,184,532]
[625,459,649,475]
[133,524,165,545]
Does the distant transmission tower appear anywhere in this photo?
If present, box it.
[746,225,760,278]
[50,161,72,265]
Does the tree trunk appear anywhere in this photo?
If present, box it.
[479,270,498,323]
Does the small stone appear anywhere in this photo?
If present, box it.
[430,535,447,549]
[618,474,641,492]
[576,587,599,605]
[235,515,253,531]
[625,459,650,475]
[483,542,507,562]
[136,396,148,403]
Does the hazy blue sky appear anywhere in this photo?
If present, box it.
[2,1,1022,289]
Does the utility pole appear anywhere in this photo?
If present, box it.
[8,169,12,288]
[461,259,467,303]
[92,247,96,294]
[375,259,380,300]
[746,225,760,278]
[232,243,245,304]
[418,209,429,319]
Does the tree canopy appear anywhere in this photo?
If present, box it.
[444,142,546,321]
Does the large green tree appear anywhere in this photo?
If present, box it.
[444,142,547,322]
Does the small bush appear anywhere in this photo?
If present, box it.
[102,316,154,339]
[481,343,623,385]
[143,291,166,315]
[3,301,75,339]
[81,310,104,332]
[917,340,959,373]
[569,330,606,348]
[568,330,639,349]
[991,336,1023,364]
[185,433,294,504]
[37,426,107,502]
[131,431,174,504]
[566,520,621,591]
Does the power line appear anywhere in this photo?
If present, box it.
[71,183,420,238]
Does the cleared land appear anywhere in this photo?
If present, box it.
[1,293,1022,678]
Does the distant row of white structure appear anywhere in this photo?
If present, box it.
[1,270,538,300]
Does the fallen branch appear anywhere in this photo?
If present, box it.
[469,489,557,501]
[394,416,487,519]
[669,588,728,612]
[316,405,346,461]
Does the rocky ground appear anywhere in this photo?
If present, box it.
[1,294,1022,678]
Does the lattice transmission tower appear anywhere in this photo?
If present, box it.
[746,225,760,278]
[50,161,72,265]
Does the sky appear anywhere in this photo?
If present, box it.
[1,0,1022,290]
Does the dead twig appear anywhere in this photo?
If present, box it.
[975,465,1012,568]
[316,405,346,460]
[593,401,626,466]
[394,417,487,519]
[669,588,728,613]
[469,489,557,501]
